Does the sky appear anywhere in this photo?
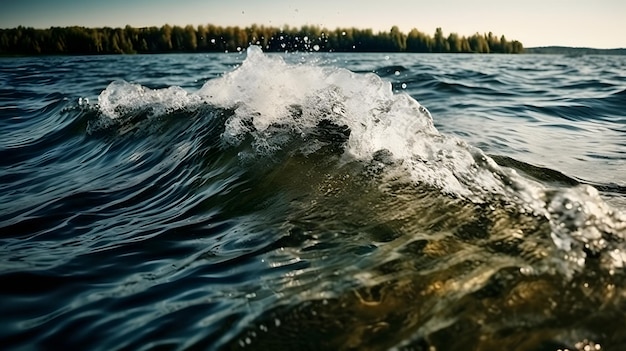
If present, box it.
[1,0,625,49]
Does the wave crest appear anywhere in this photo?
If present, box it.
[92,46,626,276]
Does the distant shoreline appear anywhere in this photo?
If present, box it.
[0,24,523,56]
[525,46,626,55]
[2,25,623,56]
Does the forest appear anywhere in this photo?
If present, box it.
[0,24,524,55]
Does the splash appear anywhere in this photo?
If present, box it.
[198,46,520,200]
[94,46,626,275]
[97,80,202,120]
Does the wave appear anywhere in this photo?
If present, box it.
[91,46,625,275]
[62,46,626,349]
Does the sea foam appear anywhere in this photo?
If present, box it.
[198,46,513,200]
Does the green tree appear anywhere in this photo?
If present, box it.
[447,33,461,53]
[160,24,173,51]
[433,27,449,53]
[469,33,489,53]
[196,25,208,50]
[406,28,431,52]
[389,26,406,51]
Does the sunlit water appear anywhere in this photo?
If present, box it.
[1,48,625,351]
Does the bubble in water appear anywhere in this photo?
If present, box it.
[210,38,216,44]
[313,44,320,51]
[401,83,407,89]
[519,266,533,275]
[394,71,400,76]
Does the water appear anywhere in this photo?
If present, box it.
[1,47,625,351]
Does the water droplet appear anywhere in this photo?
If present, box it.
[385,55,390,60]
[394,71,400,76]
[401,83,407,89]
[342,31,346,36]
[519,266,533,275]
[274,318,281,327]
[210,38,216,44]
[313,44,320,51]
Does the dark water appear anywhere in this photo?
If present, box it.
[1,47,625,351]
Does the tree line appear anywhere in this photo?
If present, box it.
[0,24,524,55]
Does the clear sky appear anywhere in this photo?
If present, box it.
[1,0,625,49]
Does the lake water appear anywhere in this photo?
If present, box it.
[1,47,625,350]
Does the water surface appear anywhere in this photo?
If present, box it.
[1,48,625,350]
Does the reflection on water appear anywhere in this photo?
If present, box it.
[0,50,624,350]
[222,152,624,350]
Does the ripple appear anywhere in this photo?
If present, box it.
[1,52,625,351]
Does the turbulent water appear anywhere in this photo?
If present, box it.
[1,47,625,351]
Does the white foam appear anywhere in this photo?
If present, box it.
[98,80,202,120]
[547,184,626,271]
[198,46,517,200]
